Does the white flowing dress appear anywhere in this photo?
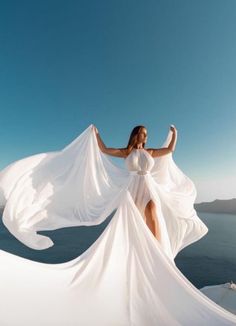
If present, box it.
[0,124,236,326]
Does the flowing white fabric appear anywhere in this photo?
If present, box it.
[0,124,236,325]
[0,124,206,258]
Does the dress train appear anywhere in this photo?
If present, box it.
[0,124,236,325]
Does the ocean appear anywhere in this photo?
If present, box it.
[0,211,235,289]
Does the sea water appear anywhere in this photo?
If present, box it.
[0,211,236,289]
[176,212,236,288]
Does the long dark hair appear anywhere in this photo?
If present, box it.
[126,125,146,154]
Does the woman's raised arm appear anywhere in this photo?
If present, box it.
[150,125,178,158]
[93,125,127,158]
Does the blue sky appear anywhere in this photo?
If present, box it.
[0,0,235,202]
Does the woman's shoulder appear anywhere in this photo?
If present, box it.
[144,148,154,156]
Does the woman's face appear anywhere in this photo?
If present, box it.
[137,127,148,144]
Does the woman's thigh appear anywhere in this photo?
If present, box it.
[144,199,157,222]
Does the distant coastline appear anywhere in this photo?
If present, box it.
[1,199,236,216]
[194,198,236,215]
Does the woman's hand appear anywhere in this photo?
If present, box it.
[92,125,99,134]
[170,124,177,133]
[168,124,177,153]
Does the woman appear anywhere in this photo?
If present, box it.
[94,124,177,242]
[0,124,236,325]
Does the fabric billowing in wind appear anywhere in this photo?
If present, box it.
[0,124,236,325]
[0,124,206,259]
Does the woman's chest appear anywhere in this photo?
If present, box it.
[125,150,154,172]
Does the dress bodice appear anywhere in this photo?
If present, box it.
[125,149,155,175]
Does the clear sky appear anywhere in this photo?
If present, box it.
[0,0,235,203]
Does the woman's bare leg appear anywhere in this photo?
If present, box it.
[144,200,161,241]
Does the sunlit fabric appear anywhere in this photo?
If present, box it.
[0,124,236,325]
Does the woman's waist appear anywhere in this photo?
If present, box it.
[129,169,151,176]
